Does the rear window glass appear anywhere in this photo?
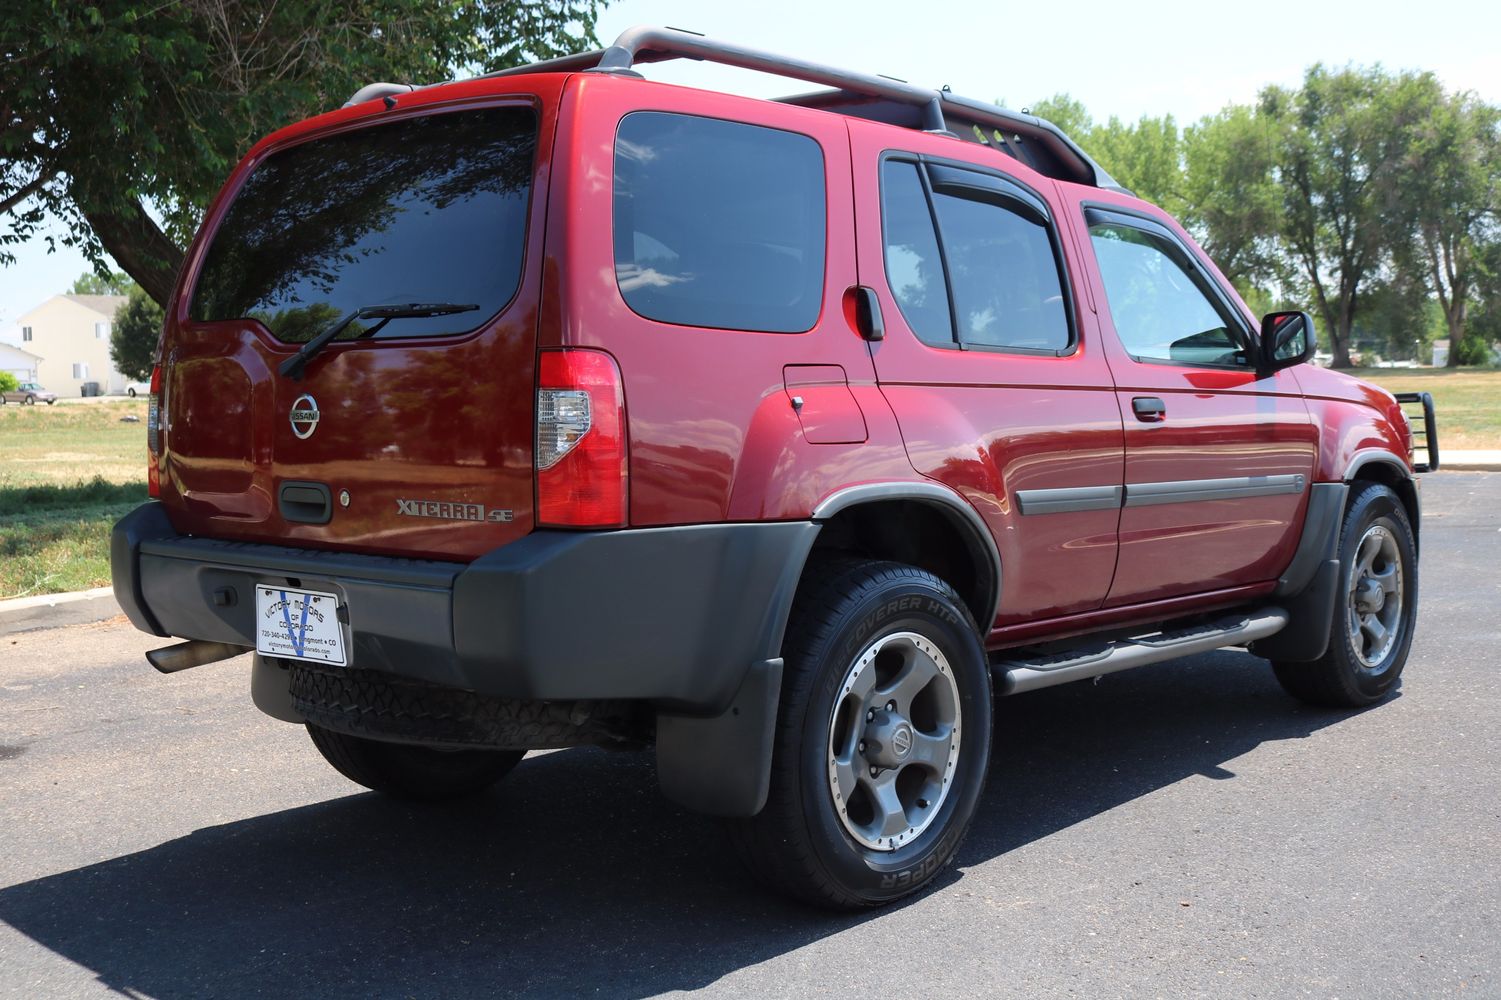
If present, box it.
[613,112,826,333]
[190,106,537,342]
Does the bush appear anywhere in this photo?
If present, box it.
[1455,335,1495,366]
[0,371,18,393]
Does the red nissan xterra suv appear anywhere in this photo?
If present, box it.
[112,27,1440,909]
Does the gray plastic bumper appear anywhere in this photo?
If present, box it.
[111,501,818,714]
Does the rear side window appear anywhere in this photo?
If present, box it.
[613,112,826,333]
[880,157,1073,353]
[191,107,537,342]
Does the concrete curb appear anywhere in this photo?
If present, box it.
[0,587,122,636]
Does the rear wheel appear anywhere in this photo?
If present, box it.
[127,388,137,398]
[306,724,524,800]
[1272,482,1417,707]
[731,559,992,909]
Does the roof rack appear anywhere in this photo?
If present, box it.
[343,25,1126,194]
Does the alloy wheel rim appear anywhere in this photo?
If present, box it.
[1347,524,1404,670]
[826,630,961,851]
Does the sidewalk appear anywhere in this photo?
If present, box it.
[1441,450,1501,471]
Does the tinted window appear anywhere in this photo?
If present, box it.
[879,159,1072,353]
[930,190,1070,351]
[1089,222,1245,366]
[880,161,953,346]
[191,107,536,342]
[613,112,825,333]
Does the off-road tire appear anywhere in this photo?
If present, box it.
[731,558,992,910]
[1273,482,1417,708]
[306,723,524,800]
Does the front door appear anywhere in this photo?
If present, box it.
[1066,200,1317,607]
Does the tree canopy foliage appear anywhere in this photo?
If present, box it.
[70,269,135,296]
[1029,66,1500,366]
[2,1,600,304]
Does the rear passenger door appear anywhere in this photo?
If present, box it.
[849,121,1125,630]
[1067,201,1318,606]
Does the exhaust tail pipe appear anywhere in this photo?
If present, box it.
[146,640,252,674]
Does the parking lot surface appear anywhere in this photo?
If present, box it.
[1,472,1497,999]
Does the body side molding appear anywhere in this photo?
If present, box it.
[1123,474,1305,508]
[1015,485,1123,515]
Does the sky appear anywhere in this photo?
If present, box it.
[4,0,1499,339]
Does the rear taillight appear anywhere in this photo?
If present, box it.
[536,349,626,527]
[146,365,162,497]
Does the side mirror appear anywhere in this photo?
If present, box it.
[1258,310,1315,373]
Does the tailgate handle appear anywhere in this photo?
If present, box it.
[279,481,332,524]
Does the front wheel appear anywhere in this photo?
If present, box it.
[1272,482,1417,707]
[731,559,992,909]
[24,395,35,405]
[306,724,524,800]
[127,388,137,398]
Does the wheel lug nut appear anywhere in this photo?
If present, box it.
[870,767,879,777]
[858,740,867,752]
[866,709,875,721]
[885,701,896,712]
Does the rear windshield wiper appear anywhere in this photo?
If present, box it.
[278,302,479,380]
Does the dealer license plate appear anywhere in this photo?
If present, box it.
[254,586,347,666]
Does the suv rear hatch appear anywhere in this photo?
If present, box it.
[161,93,551,561]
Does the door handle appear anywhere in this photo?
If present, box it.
[1132,397,1166,422]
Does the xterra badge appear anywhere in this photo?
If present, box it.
[395,499,514,523]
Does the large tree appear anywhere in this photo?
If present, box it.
[1179,105,1282,290]
[1260,66,1436,368]
[1,1,601,305]
[1392,89,1501,366]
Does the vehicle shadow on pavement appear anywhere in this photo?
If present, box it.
[0,650,1372,999]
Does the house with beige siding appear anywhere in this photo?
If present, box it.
[11,294,128,396]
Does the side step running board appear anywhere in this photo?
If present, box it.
[993,608,1288,695]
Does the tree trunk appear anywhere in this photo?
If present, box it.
[1444,299,1468,368]
[1330,335,1353,369]
[76,196,184,307]
[1319,301,1353,369]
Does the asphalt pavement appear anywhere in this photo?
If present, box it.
[2,472,1498,999]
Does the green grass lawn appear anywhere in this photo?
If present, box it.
[0,401,149,599]
[1349,367,1501,451]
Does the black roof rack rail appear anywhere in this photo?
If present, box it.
[343,25,1126,194]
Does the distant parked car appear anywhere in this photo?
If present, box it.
[1,381,58,405]
[125,379,151,398]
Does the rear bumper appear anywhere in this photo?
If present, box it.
[112,502,817,713]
